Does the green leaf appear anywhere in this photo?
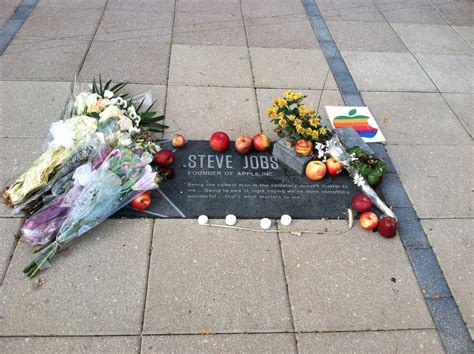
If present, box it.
[367,173,379,186]
[110,82,127,93]
[104,79,112,91]
[92,78,98,94]
[348,108,356,116]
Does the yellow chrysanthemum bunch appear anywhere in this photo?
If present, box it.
[266,90,329,142]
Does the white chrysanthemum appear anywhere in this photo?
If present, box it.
[353,173,365,187]
[122,100,127,108]
[104,90,114,99]
[127,105,136,113]
[116,97,124,105]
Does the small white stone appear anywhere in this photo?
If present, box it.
[260,218,272,230]
[225,214,237,226]
[198,215,208,225]
[280,214,292,226]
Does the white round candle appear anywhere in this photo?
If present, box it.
[198,215,209,225]
[225,214,237,226]
[280,214,292,226]
[260,218,272,230]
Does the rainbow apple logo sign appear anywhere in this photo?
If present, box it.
[325,106,385,143]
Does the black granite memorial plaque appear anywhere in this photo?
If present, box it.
[118,140,360,219]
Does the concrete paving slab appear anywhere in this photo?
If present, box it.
[0,81,71,138]
[416,53,474,93]
[250,47,329,89]
[256,88,323,141]
[15,7,103,40]
[176,0,241,16]
[0,37,90,81]
[242,0,306,18]
[377,3,448,25]
[373,0,432,11]
[164,85,260,140]
[107,0,175,11]
[317,0,386,22]
[0,5,18,28]
[143,219,293,334]
[0,218,21,282]
[0,137,44,218]
[80,40,171,84]
[142,333,297,352]
[422,218,474,328]
[442,93,474,138]
[0,219,153,335]
[362,91,471,145]
[434,1,474,26]
[0,336,140,353]
[246,15,319,50]
[279,220,434,331]
[387,145,473,218]
[173,12,247,47]
[327,21,408,52]
[36,0,107,8]
[94,8,173,43]
[169,44,253,87]
[342,51,436,92]
[453,26,474,49]
[392,23,473,55]
[296,329,443,353]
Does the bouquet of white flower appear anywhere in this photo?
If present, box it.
[3,77,165,211]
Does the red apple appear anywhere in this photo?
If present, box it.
[158,166,175,179]
[359,211,378,231]
[305,160,326,181]
[378,216,397,238]
[172,134,186,148]
[351,193,373,213]
[326,157,344,176]
[235,135,252,154]
[295,139,313,157]
[155,149,175,167]
[210,131,230,153]
[129,191,151,210]
[252,133,271,152]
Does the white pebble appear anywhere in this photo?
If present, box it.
[198,215,208,225]
[280,214,292,226]
[225,214,237,226]
[260,218,272,230]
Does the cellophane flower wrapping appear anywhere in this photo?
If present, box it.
[21,142,111,245]
[326,135,396,219]
[23,147,159,278]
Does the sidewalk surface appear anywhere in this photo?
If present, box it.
[0,0,472,353]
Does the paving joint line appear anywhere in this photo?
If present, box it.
[303,0,473,352]
[0,326,441,339]
[75,0,109,81]
[274,222,299,352]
